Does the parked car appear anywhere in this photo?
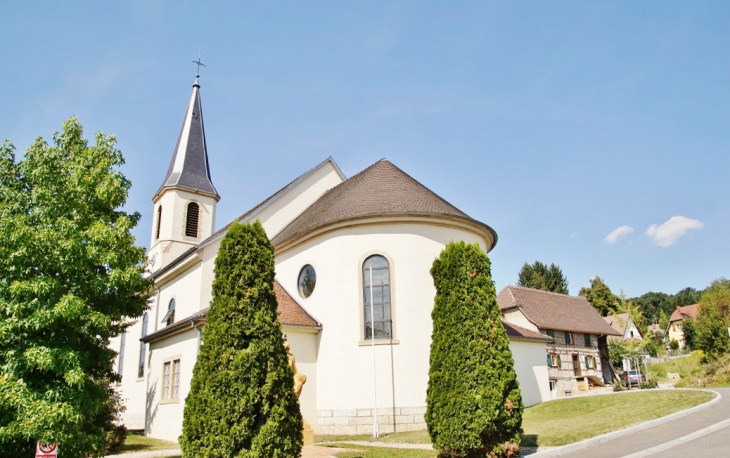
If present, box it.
[622,370,646,386]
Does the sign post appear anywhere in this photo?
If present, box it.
[36,442,58,458]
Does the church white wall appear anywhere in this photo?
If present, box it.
[257,160,344,239]
[283,327,319,430]
[275,221,491,434]
[508,340,550,407]
[111,316,150,430]
[146,328,199,442]
[157,261,205,327]
[149,189,216,271]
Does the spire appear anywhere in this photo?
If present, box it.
[155,72,219,201]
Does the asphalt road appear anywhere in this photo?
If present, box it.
[554,388,730,458]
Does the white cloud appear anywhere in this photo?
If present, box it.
[646,216,704,247]
[604,226,634,244]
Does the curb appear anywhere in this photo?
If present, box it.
[525,389,722,458]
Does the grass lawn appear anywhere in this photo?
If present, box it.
[319,389,714,450]
[109,433,178,454]
[326,444,436,458]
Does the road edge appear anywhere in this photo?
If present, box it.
[525,388,722,458]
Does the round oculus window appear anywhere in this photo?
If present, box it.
[298,265,316,298]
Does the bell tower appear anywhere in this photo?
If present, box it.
[148,70,220,272]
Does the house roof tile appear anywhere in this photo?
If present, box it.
[670,304,700,322]
[497,286,621,336]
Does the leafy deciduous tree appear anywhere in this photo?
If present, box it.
[181,220,302,458]
[427,242,522,458]
[579,276,619,317]
[0,118,151,458]
[694,280,730,359]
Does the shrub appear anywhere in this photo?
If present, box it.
[181,221,303,457]
[612,380,626,392]
[426,242,522,458]
[640,380,658,389]
[106,424,127,452]
[669,340,679,351]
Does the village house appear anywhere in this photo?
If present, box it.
[668,304,700,349]
[497,286,622,397]
[603,313,643,343]
[110,75,552,441]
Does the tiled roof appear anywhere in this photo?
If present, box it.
[141,280,319,343]
[603,313,630,335]
[497,286,621,336]
[156,77,219,200]
[670,304,700,322]
[274,281,320,328]
[502,321,553,342]
[271,159,498,248]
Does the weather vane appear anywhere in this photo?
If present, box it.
[192,51,206,77]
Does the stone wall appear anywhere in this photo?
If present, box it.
[317,406,426,435]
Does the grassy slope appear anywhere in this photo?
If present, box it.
[320,389,714,451]
[649,353,730,388]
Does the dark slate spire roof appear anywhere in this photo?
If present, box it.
[271,159,498,248]
[154,76,219,201]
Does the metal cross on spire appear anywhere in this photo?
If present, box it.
[192,51,206,77]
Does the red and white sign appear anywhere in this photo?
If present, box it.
[36,442,58,458]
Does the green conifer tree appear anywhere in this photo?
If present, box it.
[181,221,302,458]
[426,242,522,458]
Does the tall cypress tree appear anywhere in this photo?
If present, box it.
[426,242,522,458]
[181,220,303,457]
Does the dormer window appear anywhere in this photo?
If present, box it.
[185,202,200,237]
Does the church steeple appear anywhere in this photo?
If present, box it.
[148,67,219,272]
[154,75,219,201]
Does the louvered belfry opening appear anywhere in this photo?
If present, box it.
[185,202,200,237]
[156,205,162,239]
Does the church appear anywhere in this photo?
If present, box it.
[111,74,552,442]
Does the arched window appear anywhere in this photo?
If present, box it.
[156,205,162,239]
[138,313,148,378]
[185,202,200,237]
[362,255,392,339]
[162,299,175,326]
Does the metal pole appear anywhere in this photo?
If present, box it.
[369,266,378,438]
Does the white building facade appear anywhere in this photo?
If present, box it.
[111,76,551,441]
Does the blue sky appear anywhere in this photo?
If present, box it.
[3,1,728,297]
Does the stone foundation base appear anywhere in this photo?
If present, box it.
[317,406,426,435]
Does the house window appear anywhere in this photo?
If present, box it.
[156,205,162,240]
[557,354,562,368]
[547,353,559,367]
[162,359,181,401]
[546,329,555,338]
[676,323,682,331]
[185,202,200,238]
[362,255,392,340]
[138,313,148,378]
[585,356,591,369]
[565,332,572,345]
[118,333,126,379]
[584,334,591,346]
[547,354,553,366]
[161,299,175,326]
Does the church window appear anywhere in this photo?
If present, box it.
[162,362,171,399]
[161,299,175,326]
[162,359,180,401]
[156,205,162,239]
[297,265,316,298]
[138,313,148,378]
[362,255,392,340]
[185,202,200,237]
[118,333,126,379]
